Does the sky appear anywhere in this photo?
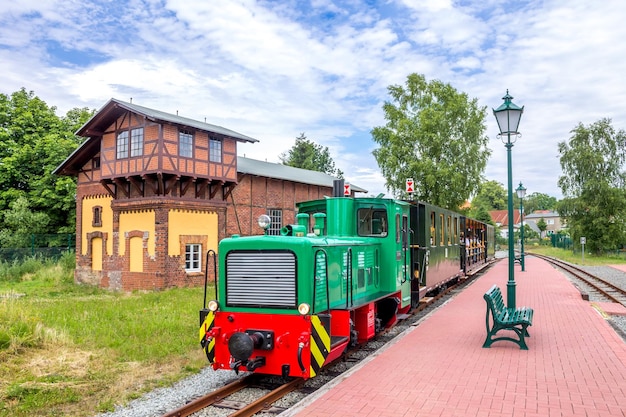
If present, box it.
[2,0,626,201]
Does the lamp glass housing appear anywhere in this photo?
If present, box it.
[493,91,524,135]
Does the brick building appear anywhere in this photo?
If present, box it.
[54,99,364,291]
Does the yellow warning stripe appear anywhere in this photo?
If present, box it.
[310,338,325,366]
[198,311,215,342]
[199,311,216,363]
[309,315,331,377]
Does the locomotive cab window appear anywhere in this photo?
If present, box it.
[357,207,387,237]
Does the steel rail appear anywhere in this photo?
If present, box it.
[161,375,254,417]
[229,377,304,417]
[533,253,626,305]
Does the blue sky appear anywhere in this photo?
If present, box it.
[2,0,626,200]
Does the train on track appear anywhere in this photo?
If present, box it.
[199,183,495,379]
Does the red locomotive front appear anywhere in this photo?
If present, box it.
[200,309,337,379]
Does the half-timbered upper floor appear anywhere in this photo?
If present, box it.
[54,99,258,201]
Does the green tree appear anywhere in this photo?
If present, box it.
[471,180,507,212]
[279,133,344,178]
[514,223,538,243]
[0,196,50,247]
[523,192,557,215]
[472,205,495,226]
[557,118,626,254]
[0,89,94,242]
[371,73,491,210]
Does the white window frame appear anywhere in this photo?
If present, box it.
[210,137,222,162]
[116,131,129,159]
[130,127,144,157]
[180,131,193,158]
[185,244,202,272]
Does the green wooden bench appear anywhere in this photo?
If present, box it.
[483,285,533,350]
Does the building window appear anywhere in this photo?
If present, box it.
[180,130,193,158]
[116,131,129,159]
[185,244,202,272]
[130,128,144,157]
[116,127,144,159]
[267,209,282,236]
[92,206,102,227]
[210,137,222,162]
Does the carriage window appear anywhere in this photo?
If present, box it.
[430,212,436,246]
[440,214,444,246]
[357,208,387,237]
[447,216,452,245]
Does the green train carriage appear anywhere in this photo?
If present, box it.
[199,192,495,379]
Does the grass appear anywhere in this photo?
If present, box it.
[526,245,626,266]
[0,253,212,417]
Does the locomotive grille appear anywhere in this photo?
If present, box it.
[225,250,297,308]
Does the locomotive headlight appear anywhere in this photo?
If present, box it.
[208,300,219,312]
[297,303,310,315]
[258,214,272,230]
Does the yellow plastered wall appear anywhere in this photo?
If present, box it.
[168,210,218,256]
[81,196,113,255]
[129,236,143,272]
[119,211,155,256]
[91,237,103,271]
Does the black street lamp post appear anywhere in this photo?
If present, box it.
[493,90,524,309]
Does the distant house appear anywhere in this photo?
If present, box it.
[488,209,522,238]
[524,210,565,238]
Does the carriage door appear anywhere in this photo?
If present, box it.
[460,216,467,273]
[400,211,412,306]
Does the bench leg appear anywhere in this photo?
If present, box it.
[518,326,529,350]
[483,324,529,350]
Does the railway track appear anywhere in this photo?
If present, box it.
[160,260,497,417]
[161,374,302,417]
[532,253,626,306]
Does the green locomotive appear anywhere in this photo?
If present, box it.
[199,191,494,379]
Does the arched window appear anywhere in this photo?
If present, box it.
[92,206,102,227]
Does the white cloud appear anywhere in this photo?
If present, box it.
[2,0,626,201]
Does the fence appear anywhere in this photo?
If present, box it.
[551,232,572,250]
[0,234,75,261]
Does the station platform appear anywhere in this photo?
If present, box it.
[284,256,626,417]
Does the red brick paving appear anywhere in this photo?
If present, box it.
[284,256,626,417]
[610,264,626,273]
